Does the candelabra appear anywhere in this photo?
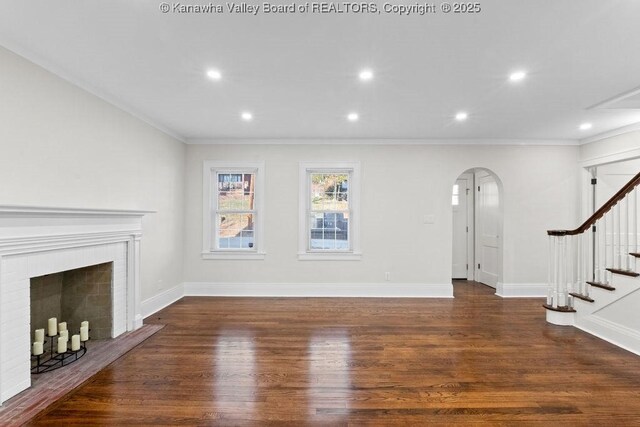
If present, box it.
[31,332,88,374]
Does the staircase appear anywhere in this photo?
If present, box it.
[545,172,640,354]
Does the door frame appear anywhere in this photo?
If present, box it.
[451,168,503,288]
[452,173,474,280]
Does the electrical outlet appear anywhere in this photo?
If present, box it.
[385,272,391,281]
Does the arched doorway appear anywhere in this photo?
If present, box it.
[452,168,503,288]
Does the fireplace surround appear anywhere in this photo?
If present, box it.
[0,205,151,404]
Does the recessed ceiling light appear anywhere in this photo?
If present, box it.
[206,69,222,80]
[347,112,359,122]
[359,69,374,81]
[455,112,468,121]
[579,122,592,130]
[509,71,527,82]
[241,112,253,121]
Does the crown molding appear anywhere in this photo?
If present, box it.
[587,85,640,110]
[186,138,578,146]
[579,122,640,145]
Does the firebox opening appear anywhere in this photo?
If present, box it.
[30,262,113,341]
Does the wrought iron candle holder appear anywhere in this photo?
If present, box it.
[31,332,89,374]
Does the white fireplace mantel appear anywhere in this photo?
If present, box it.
[0,205,153,404]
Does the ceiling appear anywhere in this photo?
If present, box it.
[1,0,640,143]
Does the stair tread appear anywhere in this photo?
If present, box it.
[569,292,594,303]
[586,281,616,291]
[542,303,576,313]
[605,268,640,277]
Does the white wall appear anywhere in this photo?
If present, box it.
[184,142,579,292]
[595,157,640,206]
[580,131,640,167]
[579,131,640,226]
[0,46,185,300]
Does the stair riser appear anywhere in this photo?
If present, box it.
[606,268,640,278]
[576,274,640,316]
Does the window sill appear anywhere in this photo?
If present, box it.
[202,251,266,260]
[297,252,362,261]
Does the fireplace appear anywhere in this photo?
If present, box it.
[0,206,151,404]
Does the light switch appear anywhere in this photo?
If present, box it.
[423,214,435,224]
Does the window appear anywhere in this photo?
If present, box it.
[452,184,460,206]
[299,162,361,260]
[202,161,265,260]
[309,173,349,250]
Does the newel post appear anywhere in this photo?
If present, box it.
[545,230,575,326]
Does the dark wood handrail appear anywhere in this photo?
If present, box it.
[548,171,640,236]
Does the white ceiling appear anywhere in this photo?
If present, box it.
[1,0,640,143]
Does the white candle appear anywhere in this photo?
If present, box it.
[81,320,89,330]
[34,328,45,343]
[71,334,81,351]
[57,338,67,354]
[80,326,89,342]
[59,330,69,341]
[33,341,43,356]
[58,321,67,332]
[48,318,57,336]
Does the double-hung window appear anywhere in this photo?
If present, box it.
[298,162,361,260]
[202,161,265,260]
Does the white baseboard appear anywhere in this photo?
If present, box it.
[546,309,575,326]
[133,314,144,329]
[141,283,185,319]
[495,282,547,298]
[1,378,30,405]
[183,282,453,298]
[575,314,640,356]
[141,282,452,319]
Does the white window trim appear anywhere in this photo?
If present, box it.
[202,160,265,260]
[298,161,362,261]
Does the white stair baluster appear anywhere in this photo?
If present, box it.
[580,233,584,296]
[611,205,616,270]
[591,221,602,282]
[577,233,583,295]
[611,207,616,274]
[617,203,622,269]
[625,195,630,271]
[556,235,561,307]
[555,235,561,308]
[603,214,609,284]
[547,235,554,306]
[585,230,591,294]
[569,235,575,296]
[559,236,567,307]
[632,187,638,272]
[555,235,559,307]
[575,235,580,296]
[550,235,559,307]
[585,230,590,297]
[584,232,588,294]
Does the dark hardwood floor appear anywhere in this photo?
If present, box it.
[27,281,640,426]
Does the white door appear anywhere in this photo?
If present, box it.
[452,174,472,279]
[476,171,500,287]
